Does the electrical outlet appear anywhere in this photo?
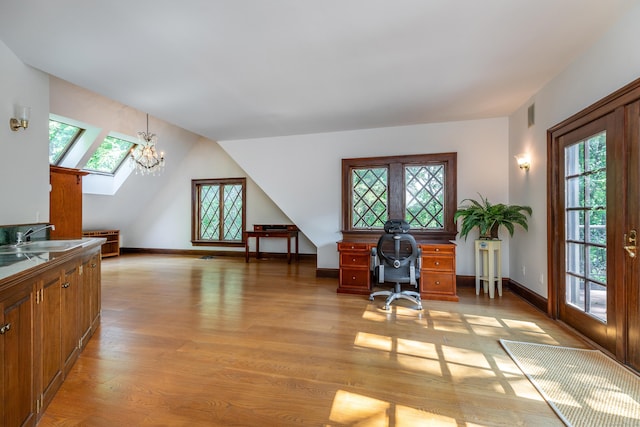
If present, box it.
[539,273,544,284]
[522,265,526,276]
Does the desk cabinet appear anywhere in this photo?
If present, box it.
[337,241,458,301]
[337,242,374,295]
[420,244,458,301]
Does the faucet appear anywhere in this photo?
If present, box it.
[16,224,55,244]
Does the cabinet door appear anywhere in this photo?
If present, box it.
[0,285,36,427]
[50,166,85,239]
[79,251,101,348]
[89,254,101,329]
[39,271,63,410]
[61,264,79,375]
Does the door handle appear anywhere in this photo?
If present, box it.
[625,230,638,258]
[625,246,637,258]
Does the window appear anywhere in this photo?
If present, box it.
[84,136,134,174]
[342,153,457,241]
[49,119,83,165]
[192,178,246,246]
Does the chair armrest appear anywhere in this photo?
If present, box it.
[370,247,378,271]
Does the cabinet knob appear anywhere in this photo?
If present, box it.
[435,281,440,285]
[352,258,356,262]
[0,323,11,335]
[435,261,440,266]
[62,282,70,288]
[352,276,356,280]
[435,248,440,252]
[91,263,97,268]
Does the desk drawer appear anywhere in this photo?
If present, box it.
[421,273,455,294]
[421,244,455,255]
[422,256,454,271]
[337,242,371,252]
[340,252,370,267]
[339,268,370,289]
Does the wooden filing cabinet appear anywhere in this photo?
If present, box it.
[420,243,458,302]
[337,240,458,301]
[337,241,374,295]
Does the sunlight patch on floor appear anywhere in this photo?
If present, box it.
[426,309,463,321]
[396,354,443,375]
[431,321,471,334]
[463,314,503,327]
[354,332,393,352]
[441,345,492,370]
[329,390,458,426]
[501,318,547,334]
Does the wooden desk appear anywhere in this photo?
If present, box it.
[244,225,299,263]
[337,240,457,301]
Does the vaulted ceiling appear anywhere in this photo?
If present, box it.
[0,0,636,141]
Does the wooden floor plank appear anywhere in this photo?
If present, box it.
[38,254,587,426]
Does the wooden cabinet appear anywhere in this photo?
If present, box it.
[0,242,102,426]
[337,242,374,295]
[0,284,37,427]
[79,249,101,349]
[38,268,64,413]
[61,262,80,375]
[82,230,119,258]
[337,240,458,301]
[420,243,458,302]
[50,166,88,239]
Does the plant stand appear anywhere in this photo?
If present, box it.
[475,240,502,298]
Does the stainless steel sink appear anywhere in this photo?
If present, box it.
[0,239,86,254]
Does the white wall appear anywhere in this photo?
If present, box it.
[220,117,510,271]
[509,2,640,297]
[0,40,49,225]
[49,78,315,254]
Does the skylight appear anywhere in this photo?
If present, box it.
[84,136,134,175]
[49,119,83,165]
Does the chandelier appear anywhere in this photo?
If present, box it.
[130,113,165,175]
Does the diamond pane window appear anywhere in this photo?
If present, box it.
[405,165,444,229]
[84,136,134,174]
[49,119,83,165]
[342,153,457,240]
[192,178,246,245]
[352,167,388,228]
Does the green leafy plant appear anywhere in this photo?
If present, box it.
[453,194,532,240]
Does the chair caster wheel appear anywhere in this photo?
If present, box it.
[383,305,390,310]
[369,296,374,301]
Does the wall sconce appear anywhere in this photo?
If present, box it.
[10,105,31,131]
[515,153,531,171]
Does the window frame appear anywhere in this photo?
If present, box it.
[191,178,247,247]
[49,119,84,166]
[341,152,457,242]
[83,135,135,175]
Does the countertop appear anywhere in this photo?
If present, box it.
[0,237,105,282]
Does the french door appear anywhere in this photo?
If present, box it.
[549,83,640,369]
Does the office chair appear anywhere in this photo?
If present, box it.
[369,219,423,310]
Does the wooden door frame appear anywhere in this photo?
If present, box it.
[547,77,640,360]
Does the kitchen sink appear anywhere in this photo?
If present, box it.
[0,239,87,254]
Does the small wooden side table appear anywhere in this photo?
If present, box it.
[475,240,502,298]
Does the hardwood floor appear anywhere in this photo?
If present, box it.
[38,254,587,426]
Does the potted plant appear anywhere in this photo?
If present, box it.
[453,194,532,240]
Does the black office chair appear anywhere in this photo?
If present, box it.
[369,219,423,310]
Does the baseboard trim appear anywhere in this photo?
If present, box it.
[507,278,548,314]
[456,275,548,314]
[121,247,316,262]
